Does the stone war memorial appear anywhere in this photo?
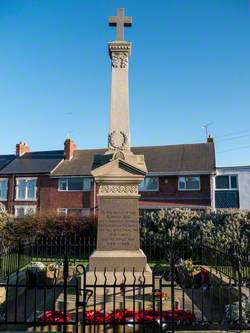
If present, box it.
[89,8,151,279]
[1,6,249,333]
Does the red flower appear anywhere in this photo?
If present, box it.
[39,310,71,323]
[85,309,196,324]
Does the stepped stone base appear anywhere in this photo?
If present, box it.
[85,264,152,295]
[89,249,148,272]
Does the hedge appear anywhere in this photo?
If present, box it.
[141,209,250,253]
[1,209,250,253]
[0,212,97,246]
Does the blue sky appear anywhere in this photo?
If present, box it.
[0,0,249,166]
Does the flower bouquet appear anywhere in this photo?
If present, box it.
[175,259,195,288]
[47,261,64,280]
[150,290,169,310]
[176,259,209,289]
[151,290,169,302]
[225,299,250,322]
[155,290,169,301]
[27,262,47,285]
[30,262,47,271]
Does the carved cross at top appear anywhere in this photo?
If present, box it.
[109,8,132,41]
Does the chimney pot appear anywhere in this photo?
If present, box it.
[16,142,30,156]
[64,138,76,160]
[207,135,214,143]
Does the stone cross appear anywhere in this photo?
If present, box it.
[109,8,132,41]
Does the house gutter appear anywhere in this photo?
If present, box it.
[147,170,216,176]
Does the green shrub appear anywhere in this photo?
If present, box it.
[142,208,250,253]
[1,209,250,254]
[0,212,97,246]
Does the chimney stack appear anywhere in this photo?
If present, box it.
[16,142,30,156]
[207,135,214,143]
[64,138,76,160]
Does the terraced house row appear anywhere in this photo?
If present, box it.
[1,138,250,215]
[0,138,219,217]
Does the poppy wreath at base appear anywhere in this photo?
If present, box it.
[38,310,72,323]
[86,309,196,324]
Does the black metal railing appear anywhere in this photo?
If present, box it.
[0,243,31,278]
[202,244,250,283]
[0,255,248,332]
[31,235,96,263]
[1,233,249,283]
[29,233,203,263]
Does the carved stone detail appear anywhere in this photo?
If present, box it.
[99,184,138,195]
[112,52,128,69]
[0,203,6,214]
[108,130,128,150]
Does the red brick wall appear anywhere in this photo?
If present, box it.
[140,175,211,206]
[0,175,39,214]
[39,176,93,213]
[0,174,212,214]
[0,175,94,214]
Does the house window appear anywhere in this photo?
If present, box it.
[0,178,8,200]
[178,176,200,191]
[57,208,90,216]
[14,205,36,217]
[16,178,37,200]
[139,177,159,192]
[215,175,238,190]
[58,177,91,191]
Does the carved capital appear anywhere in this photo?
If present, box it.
[108,42,131,68]
[99,184,138,195]
[111,52,128,69]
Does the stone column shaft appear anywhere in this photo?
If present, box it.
[108,42,131,151]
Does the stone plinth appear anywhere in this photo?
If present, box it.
[89,156,150,273]
[90,250,147,272]
[97,196,139,251]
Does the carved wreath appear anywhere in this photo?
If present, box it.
[108,130,128,150]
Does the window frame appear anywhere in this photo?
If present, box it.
[139,176,159,192]
[15,177,37,201]
[215,174,238,191]
[58,177,91,192]
[0,178,8,201]
[57,208,90,216]
[178,176,201,191]
[14,205,36,217]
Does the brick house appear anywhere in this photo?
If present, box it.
[0,139,216,216]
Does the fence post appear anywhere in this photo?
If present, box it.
[200,232,203,264]
[0,239,3,277]
[63,253,69,333]
[170,230,175,333]
[17,242,21,271]
[238,258,243,332]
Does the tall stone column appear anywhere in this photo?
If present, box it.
[108,42,131,152]
[88,8,151,276]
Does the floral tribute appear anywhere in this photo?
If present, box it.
[86,309,195,325]
[154,290,169,301]
[225,299,250,321]
[38,310,72,323]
